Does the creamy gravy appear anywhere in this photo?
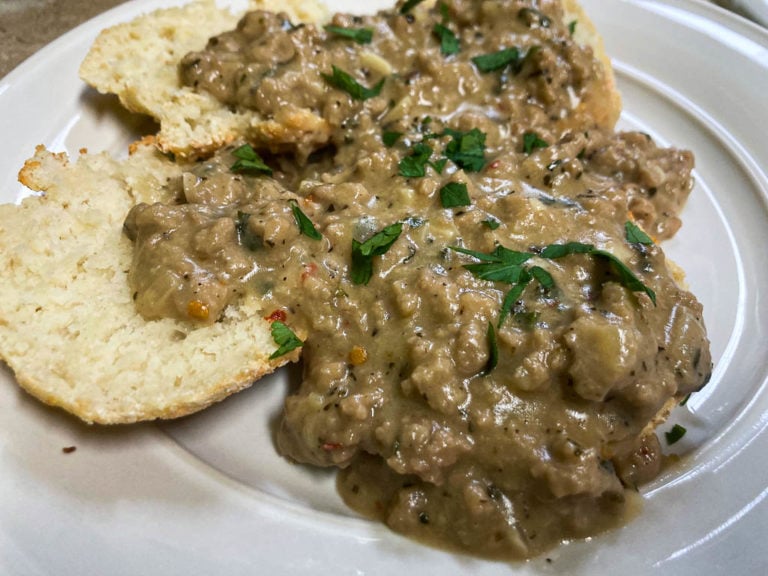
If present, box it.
[124,0,711,559]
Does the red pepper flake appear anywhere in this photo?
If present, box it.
[488,160,500,170]
[321,442,343,451]
[62,446,77,454]
[264,309,287,323]
[301,262,318,281]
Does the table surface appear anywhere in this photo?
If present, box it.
[0,0,127,80]
[0,0,762,81]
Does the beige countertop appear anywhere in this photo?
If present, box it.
[0,0,760,80]
[0,0,127,79]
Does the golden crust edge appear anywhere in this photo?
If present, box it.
[2,348,299,425]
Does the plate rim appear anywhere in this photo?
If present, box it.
[1,1,768,574]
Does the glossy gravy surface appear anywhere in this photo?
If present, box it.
[125,0,711,559]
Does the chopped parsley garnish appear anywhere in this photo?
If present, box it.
[483,322,499,375]
[382,130,402,147]
[499,277,531,327]
[443,128,487,172]
[269,321,303,359]
[439,182,471,208]
[472,47,522,73]
[538,242,593,259]
[451,245,533,283]
[433,23,460,55]
[399,142,434,177]
[439,1,450,20]
[522,131,549,154]
[396,127,486,178]
[452,239,657,326]
[529,265,555,291]
[351,222,403,285]
[625,220,654,246]
[290,201,322,240]
[483,218,500,230]
[431,158,448,174]
[322,65,385,101]
[236,211,261,251]
[230,144,273,176]
[450,245,535,327]
[568,20,578,36]
[400,0,426,14]
[323,24,373,44]
[664,424,687,445]
[541,242,657,305]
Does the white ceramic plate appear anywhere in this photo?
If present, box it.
[1,1,767,574]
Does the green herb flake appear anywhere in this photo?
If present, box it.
[443,128,487,172]
[322,65,385,101]
[433,23,460,55]
[625,220,654,246]
[382,131,403,147]
[529,265,555,291]
[568,20,578,36]
[522,131,549,154]
[451,245,545,328]
[664,424,687,445]
[439,182,471,208]
[350,222,403,285]
[323,24,373,44]
[594,249,657,305]
[450,245,533,283]
[539,241,594,259]
[430,157,448,174]
[399,142,434,178]
[400,0,426,14]
[499,276,531,327]
[483,218,500,230]
[269,321,303,359]
[472,47,522,73]
[454,238,655,327]
[483,322,499,375]
[290,201,322,240]
[679,393,692,407]
[230,144,273,176]
[541,242,657,305]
